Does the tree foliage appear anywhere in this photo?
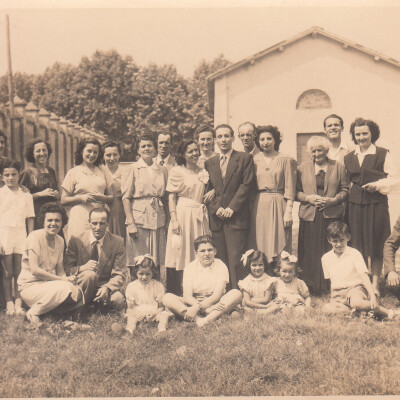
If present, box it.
[0,50,231,156]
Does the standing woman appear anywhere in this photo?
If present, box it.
[18,202,84,323]
[19,139,59,230]
[297,136,349,295]
[194,126,216,169]
[103,141,126,240]
[344,118,395,295]
[121,134,168,269]
[165,139,211,294]
[248,125,296,270]
[61,137,113,242]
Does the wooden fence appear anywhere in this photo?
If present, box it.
[0,96,105,183]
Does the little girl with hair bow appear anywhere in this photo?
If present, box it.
[238,249,277,313]
[112,254,170,336]
[266,251,311,316]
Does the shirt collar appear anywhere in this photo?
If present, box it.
[330,245,352,258]
[314,162,328,174]
[354,143,376,156]
[220,148,233,161]
[156,154,170,165]
[138,157,159,170]
[89,230,105,247]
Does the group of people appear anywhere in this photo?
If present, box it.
[0,112,400,332]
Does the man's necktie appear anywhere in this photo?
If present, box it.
[91,240,99,261]
[160,160,165,166]
[220,155,227,179]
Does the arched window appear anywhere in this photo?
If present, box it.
[296,89,331,109]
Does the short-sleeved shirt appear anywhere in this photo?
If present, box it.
[183,258,229,297]
[125,279,165,309]
[238,273,276,298]
[322,246,368,290]
[61,165,112,197]
[18,229,64,287]
[0,185,35,228]
[166,165,206,203]
[274,277,309,304]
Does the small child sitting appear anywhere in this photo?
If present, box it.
[267,251,311,315]
[112,254,170,336]
[322,221,397,319]
[238,249,276,313]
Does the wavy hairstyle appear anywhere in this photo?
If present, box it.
[74,136,103,166]
[350,118,380,145]
[175,139,198,166]
[255,125,282,151]
[24,139,53,164]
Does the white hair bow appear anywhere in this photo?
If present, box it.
[241,249,255,267]
[133,254,156,266]
[280,250,297,263]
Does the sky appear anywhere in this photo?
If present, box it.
[0,0,400,77]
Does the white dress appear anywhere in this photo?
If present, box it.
[125,279,165,320]
[165,166,211,271]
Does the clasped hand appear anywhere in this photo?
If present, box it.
[216,207,234,220]
[80,259,99,273]
[307,195,335,210]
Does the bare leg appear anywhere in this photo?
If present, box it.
[157,313,170,332]
[13,254,22,299]
[196,289,242,327]
[126,310,139,334]
[2,254,14,314]
[371,257,382,295]
[349,295,392,319]
[161,293,187,319]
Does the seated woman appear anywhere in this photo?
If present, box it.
[18,202,84,323]
[162,235,242,327]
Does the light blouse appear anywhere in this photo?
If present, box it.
[18,229,64,286]
[121,158,167,230]
[0,186,35,228]
[253,152,297,200]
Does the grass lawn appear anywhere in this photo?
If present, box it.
[1,294,400,397]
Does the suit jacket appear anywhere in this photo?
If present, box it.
[205,150,255,231]
[64,231,126,293]
[296,159,349,221]
[383,216,400,275]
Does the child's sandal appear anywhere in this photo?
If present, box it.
[6,302,15,316]
[26,310,41,324]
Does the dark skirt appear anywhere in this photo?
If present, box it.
[347,201,390,259]
[109,197,126,241]
[298,210,338,295]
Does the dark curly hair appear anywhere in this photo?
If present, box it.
[75,137,103,166]
[129,255,159,281]
[255,125,282,151]
[38,202,68,229]
[24,139,52,164]
[137,134,157,152]
[350,118,380,145]
[0,159,21,174]
[243,250,268,270]
[175,139,198,166]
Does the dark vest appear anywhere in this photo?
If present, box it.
[344,146,388,205]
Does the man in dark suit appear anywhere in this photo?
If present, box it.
[64,207,126,311]
[384,215,400,297]
[205,124,255,289]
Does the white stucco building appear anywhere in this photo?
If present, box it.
[207,26,400,223]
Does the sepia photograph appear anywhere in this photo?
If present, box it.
[1,0,400,397]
